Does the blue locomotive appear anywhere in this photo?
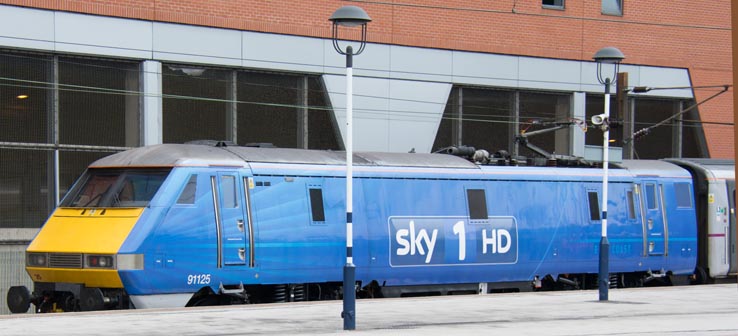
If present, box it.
[6,142,715,312]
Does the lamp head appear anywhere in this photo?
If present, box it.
[593,47,625,64]
[330,6,371,56]
[330,6,372,27]
[593,47,625,86]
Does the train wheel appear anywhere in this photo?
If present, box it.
[691,267,708,285]
[190,295,222,307]
[79,288,105,311]
[7,286,31,314]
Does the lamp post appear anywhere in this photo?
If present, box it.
[330,5,371,331]
[592,46,624,302]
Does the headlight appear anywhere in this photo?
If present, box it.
[26,253,48,267]
[85,254,115,269]
[117,254,144,270]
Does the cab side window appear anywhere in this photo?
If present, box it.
[176,175,197,205]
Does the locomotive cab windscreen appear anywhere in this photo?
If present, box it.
[63,168,171,208]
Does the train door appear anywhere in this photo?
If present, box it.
[728,181,736,274]
[641,181,667,255]
[211,172,249,266]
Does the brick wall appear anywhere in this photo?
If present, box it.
[1,0,732,157]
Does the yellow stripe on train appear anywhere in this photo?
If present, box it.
[26,268,124,288]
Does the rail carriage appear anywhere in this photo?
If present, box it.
[7,142,703,313]
[665,158,736,281]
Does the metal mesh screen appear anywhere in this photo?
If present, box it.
[0,52,51,143]
[0,149,50,228]
[58,57,139,147]
[461,88,514,153]
[0,247,34,314]
[237,71,299,147]
[307,77,340,150]
[585,95,615,146]
[162,65,228,143]
[681,100,706,158]
[633,98,675,159]
[432,88,457,151]
[518,91,571,157]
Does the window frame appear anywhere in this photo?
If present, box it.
[674,182,694,208]
[176,175,198,205]
[588,191,601,221]
[626,190,636,219]
[308,187,326,222]
[542,0,565,10]
[466,188,489,221]
[601,0,623,16]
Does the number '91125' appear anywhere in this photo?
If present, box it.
[187,274,211,285]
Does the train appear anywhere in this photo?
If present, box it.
[6,142,736,313]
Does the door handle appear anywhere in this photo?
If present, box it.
[237,219,245,232]
[647,219,653,230]
[238,248,246,261]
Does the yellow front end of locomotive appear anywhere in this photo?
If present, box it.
[25,208,144,288]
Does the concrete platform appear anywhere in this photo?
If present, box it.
[1,284,736,335]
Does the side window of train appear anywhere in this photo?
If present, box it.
[308,187,326,222]
[466,189,488,221]
[674,182,693,208]
[626,190,636,219]
[176,175,197,205]
[645,183,657,210]
[587,191,600,221]
[222,175,238,208]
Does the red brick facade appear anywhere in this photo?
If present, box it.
[1,0,732,157]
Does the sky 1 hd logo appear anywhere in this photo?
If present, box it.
[388,216,518,267]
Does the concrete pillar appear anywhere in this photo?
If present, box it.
[141,60,162,146]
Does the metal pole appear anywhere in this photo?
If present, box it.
[599,78,611,301]
[342,46,356,330]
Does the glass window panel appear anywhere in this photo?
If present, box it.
[163,65,229,143]
[542,0,564,9]
[674,183,693,208]
[59,57,139,146]
[588,191,600,220]
[62,168,169,208]
[221,175,237,209]
[177,175,198,205]
[309,188,325,222]
[645,184,657,210]
[602,0,623,15]
[467,189,488,220]
[627,190,636,219]
[0,51,50,143]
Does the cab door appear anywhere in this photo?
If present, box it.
[213,172,248,266]
[642,181,667,255]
